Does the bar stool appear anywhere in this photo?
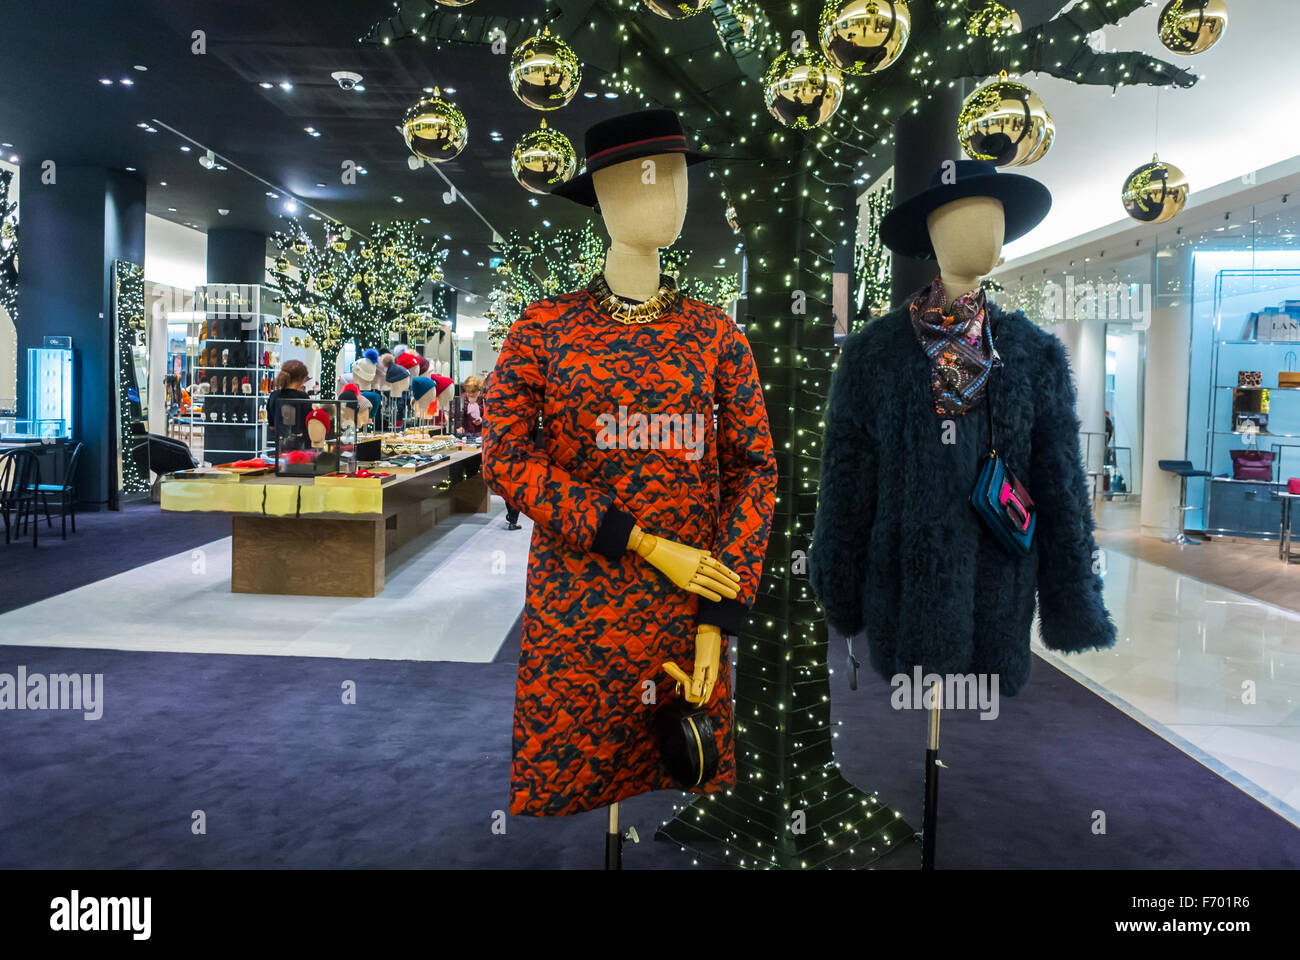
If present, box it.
[1158,459,1211,545]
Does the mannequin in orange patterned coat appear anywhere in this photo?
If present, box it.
[483,110,777,817]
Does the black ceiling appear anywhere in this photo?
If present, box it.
[0,0,746,297]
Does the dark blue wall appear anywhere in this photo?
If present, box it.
[206,228,267,285]
[16,166,145,507]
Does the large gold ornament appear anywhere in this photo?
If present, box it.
[819,0,910,76]
[958,73,1054,167]
[361,247,374,261]
[966,1,1021,37]
[275,256,290,273]
[509,27,582,111]
[292,238,308,255]
[511,118,578,194]
[430,264,444,283]
[763,50,844,129]
[642,0,711,19]
[1158,0,1228,55]
[372,288,389,307]
[330,234,347,253]
[1121,155,1189,224]
[401,89,468,163]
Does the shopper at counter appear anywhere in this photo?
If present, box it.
[266,359,310,433]
[462,375,485,436]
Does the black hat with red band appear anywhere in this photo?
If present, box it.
[549,109,719,208]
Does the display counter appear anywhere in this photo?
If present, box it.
[160,447,487,597]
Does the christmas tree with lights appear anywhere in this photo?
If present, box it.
[269,219,450,390]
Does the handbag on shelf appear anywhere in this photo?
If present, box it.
[1282,351,1300,388]
[1238,370,1263,387]
[1230,448,1274,482]
[969,338,1037,556]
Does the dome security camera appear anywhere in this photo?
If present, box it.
[332,71,363,92]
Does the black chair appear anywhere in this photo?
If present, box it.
[29,441,82,540]
[1158,459,1212,545]
[1,448,44,548]
[147,433,198,502]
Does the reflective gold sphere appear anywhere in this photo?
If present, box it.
[291,238,308,255]
[430,265,444,283]
[966,1,1022,37]
[642,0,712,19]
[509,28,582,111]
[1158,0,1228,55]
[1122,156,1190,223]
[763,51,844,129]
[401,90,468,163]
[819,0,911,76]
[958,75,1054,167]
[510,118,577,194]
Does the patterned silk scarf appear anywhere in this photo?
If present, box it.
[909,277,994,417]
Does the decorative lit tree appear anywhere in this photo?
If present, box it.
[269,219,450,390]
[0,168,17,327]
[367,0,1197,868]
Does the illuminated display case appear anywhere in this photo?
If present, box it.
[26,340,73,439]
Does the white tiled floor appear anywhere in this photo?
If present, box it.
[1034,548,1300,827]
[0,498,532,663]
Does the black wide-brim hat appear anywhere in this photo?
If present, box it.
[879,159,1052,260]
[550,108,717,208]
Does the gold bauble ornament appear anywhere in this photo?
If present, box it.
[401,89,468,163]
[383,242,398,260]
[507,290,522,306]
[392,295,411,311]
[509,27,582,111]
[1,221,14,241]
[372,289,389,306]
[330,236,347,253]
[430,265,444,283]
[958,72,1054,167]
[1122,154,1190,224]
[966,1,1021,38]
[347,287,363,303]
[361,247,375,260]
[511,118,577,194]
[484,307,498,321]
[317,274,335,292]
[406,268,420,281]
[397,254,411,269]
[274,257,290,273]
[292,238,308,255]
[642,0,711,18]
[364,270,377,285]
[763,50,844,129]
[819,0,911,76]
[496,262,512,276]
[1158,0,1228,56]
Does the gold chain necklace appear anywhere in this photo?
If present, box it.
[587,272,679,325]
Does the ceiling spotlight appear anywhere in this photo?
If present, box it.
[133,64,148,72]
[120,78,134,86]
[407,155,425,171]
[442,189,456,205]
[125,166,136,172]
[9,156,18,163]
[259,82,273,89]
[218,208,230,216]
[167,207,177,212]
[604,92,618,99]
[137,122,148,128]
[278,81,293,91]
[283,199,298,213]
[393,196,404,203]
[180,145,191,152]
[99,78,112,85]
[583,91,598,99]
[199,149,216,170]
[443,86,456,94]
[528,198,538,207]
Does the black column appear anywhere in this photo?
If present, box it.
[16,166,145,507]
[206,228,267,284]
[890,1,967,306]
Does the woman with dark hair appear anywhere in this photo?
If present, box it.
[266,359,310,433]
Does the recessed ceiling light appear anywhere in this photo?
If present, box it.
[180,145,191,152]
[423,86,434,93]
[443,87,456,94]
[137,122,148,128]
[542,220,551,227]
[265,191,277,198]
[583,91,598,99]
[99,78,112,85]
[125,166,136,172]
[167,207,177,212]
[316,182,326,188]
[259,82,273,89]
[461,249,469,256]
[443,234,451,240]
[604,92,618,99]
[0,143,10,148]
[354,84,365,92]
[528,198,538,206]
[120,78,133,86]
[160,181,167,186]
[279,81,293,91]
[393,196,404,203]
[133,64,147,72]
[8,156,18,163]
[283,199,298,213]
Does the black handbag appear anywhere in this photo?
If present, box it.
[653,694,719,789]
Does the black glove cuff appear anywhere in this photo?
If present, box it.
[698,597,747,636]
[593,505,637,560]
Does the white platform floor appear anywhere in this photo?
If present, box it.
[0,498,531,663]
[0,502,1296,828]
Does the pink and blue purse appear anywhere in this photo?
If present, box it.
[969,357,1037,556]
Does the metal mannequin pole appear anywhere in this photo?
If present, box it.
[922,680,942,870]
[605,802,622,870]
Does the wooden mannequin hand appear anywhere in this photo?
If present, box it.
[627,527,740,602]
[663,624,722,706]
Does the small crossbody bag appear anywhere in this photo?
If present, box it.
[969,342,1037,556]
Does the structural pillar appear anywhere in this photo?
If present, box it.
[16,166,145,507]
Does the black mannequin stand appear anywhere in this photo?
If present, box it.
[921,681,943,870]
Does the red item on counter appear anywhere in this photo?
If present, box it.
[229,458,271,469]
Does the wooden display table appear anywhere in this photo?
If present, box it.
[160,449,487,597]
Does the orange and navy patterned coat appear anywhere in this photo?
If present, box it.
[483,289,777,817]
